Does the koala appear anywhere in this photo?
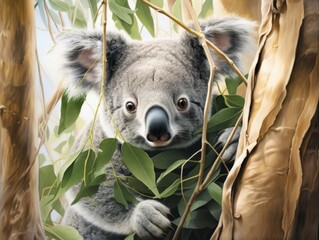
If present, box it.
[59,16,255,240]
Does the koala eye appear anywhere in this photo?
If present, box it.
[176,97,189,111]
[125,101,137,113]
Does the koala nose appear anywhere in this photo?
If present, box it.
[145,107,172,143]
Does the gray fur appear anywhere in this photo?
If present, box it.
[59,16,255,239]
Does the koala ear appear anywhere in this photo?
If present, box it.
[57,30,127,97]
[181,17,257,76]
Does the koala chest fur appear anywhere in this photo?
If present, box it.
[59,16,255,240]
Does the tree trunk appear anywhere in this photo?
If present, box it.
[212,0,319,239]
[0,0,45,239]
[213,0,261,22]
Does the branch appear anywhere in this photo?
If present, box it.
[172,1,216,238]
[140,0,248,85]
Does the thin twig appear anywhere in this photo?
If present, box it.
[43,0,56,42]
[172,1,216,238]
[202,111,243,189]
[140,0,247,85]
[38,81,65,127]
[58,12,65,29]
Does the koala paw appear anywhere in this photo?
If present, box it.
[216,127,241,162]
[131,200,170,239]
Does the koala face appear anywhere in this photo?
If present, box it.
[102,40,207,150]
[60,17,255,150]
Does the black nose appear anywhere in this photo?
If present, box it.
[145,107,172,143]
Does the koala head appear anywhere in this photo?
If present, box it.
[59,17,255,150]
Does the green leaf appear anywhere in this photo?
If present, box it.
[114,179,137,209]
[173,209,215,229]
[207,182,222,205]
[136,0,155,37]
[224,95,245,108]
[157,160,188,183]
[109,0,135,24]
[87,0,99,23]
[199,0,213,18]
[49,0,72,11]
[190,189,213,212]
[112,13,141,40]
[172,0,182,32]
[205,108,242,133]
[124,234,135,240]
[54,140,67,154]
[95,138,118,170]
[45,225,83,240]
[71,174,107,204]
[38,153,46,167]
[159,179,180,198]
[48,7,62,25]
[152,150,192,169]
[57,151,81,181]
[68,6,88,28]
[49,150,95,204]
[58,92,86,135]
[39,165,57,198]
[122,143,159,197]
[61,150,95,189]
[38,0,48,27]
[149,0,163,8]
[225,76,243,95]
[206,201,221,220]
[40,195,55,223]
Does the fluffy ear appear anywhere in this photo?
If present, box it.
[181,16,257,77]
[57,30,128,97]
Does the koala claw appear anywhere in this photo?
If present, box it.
[216,127,241,162]
[131,200,171,239]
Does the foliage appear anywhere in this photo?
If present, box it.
[35,0,244,239]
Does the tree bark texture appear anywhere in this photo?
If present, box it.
[212,0,319,239]
[0,0,45,239]
[213,0,262,22]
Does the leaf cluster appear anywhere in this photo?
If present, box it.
[39,76,243,239]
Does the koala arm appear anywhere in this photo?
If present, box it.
[64,121,170,239]
[64,154,170,239]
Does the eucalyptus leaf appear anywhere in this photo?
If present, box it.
[109,0,135,24]
[152,150,192,169]
[225,76,243,95]
[199,0,213,18]
[136,0,155,37]
[38,0,48,27]
[149,0,163,8]
[122,143,159,197]
[112,13,141,40]
[58,92,86,135]
[88,0,99,23]
[45,225,83,240]
[224,95,245,108]
[159,179,180,198]
[124,234,135,240]
[95,138,118,170]
[157,160,188,183]
[172,0,182,32]
[71,174,107,204]
[205,108,242,133]
[49,0,72,12]
[207,182,222,205]
[114,179,137,209]
[173,209,215,229]
[206,201,221,220]
[39,164,58,198]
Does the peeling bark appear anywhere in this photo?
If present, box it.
[213,0,319,239]
[0,0,45,239]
